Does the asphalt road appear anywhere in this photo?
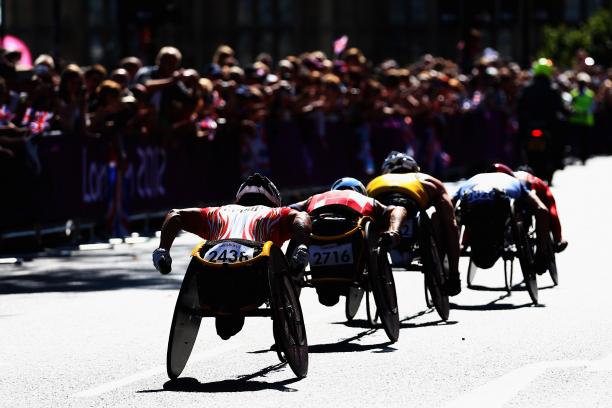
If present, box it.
[2,158,612,408]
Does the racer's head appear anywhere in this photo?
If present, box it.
[331,177,367,195]
[236,173,281,207]
[532,58,554,79]
[381,151,420,174]
[515,164,535,175]
[490,162,515,177]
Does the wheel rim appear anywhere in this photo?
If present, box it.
[167,263,202,380]
[268,246,308,378]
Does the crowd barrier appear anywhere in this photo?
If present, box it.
[2,108,609,242]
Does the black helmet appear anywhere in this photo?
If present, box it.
[381,151,419,174]
[236,173,281,207]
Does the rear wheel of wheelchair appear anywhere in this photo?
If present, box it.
[167,262,202,380]
[419,214,450,321]
[514,218,539,304]
[268,245,308,378]
[345,286,365,321]
[365,220,400,342]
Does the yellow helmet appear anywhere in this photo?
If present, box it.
[532,58,554,78]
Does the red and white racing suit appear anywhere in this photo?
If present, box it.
[194,204,293,246]
[515,170,563,243]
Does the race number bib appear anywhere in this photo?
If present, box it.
[310,243,353,266]
[203,242,255,264]
[401,219,414,239]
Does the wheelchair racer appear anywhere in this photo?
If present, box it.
[492,163,568,253]
[453,169,551,273]
[366,151,462,296]
[152,173,312,339]
[290,177,407,306]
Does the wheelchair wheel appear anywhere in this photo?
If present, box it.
[365,221,400,343]
[365,287,378,326]
[514,218,539,304]
[422,234,450,321]
[545,233,558,286]
[467,258,477,288]
[268,245,308,379]
[419,215,450,321]
[167,262,202,380]
[345,286,365,321]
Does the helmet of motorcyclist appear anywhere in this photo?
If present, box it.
[491,162,514,177]
[381,151,420,174]
[532,58,554,78]
[331,177,367,195]
[236,173,282,207]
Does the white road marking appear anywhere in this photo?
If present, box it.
[73,343,239,398]
[442,354,612,408]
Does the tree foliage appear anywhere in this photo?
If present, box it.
[539,9,612,67]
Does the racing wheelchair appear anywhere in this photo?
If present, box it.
[166,239,308,380]
[303,210,400,343]
[372,193,450,321]
[455,191,539,304]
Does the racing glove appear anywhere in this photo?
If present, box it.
[290,244,310,271]
[378,230,400,251]
[153,248,172,275]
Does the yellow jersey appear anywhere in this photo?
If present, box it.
[366,173,430,209]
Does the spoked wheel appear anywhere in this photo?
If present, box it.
[419,215,450,321]
[345,286,365,321]
[167,262,202,380]
[514,217,539,304]
[467,258,477,288]
[365,221,400,343]
[268,245,308,379]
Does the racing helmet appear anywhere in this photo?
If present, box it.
[236,173,281,207]
[381,151,420,174]
[331,177,367,195]
[491,163,514,177]
[532,58,554,78]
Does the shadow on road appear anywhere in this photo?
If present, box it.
[398,308,458,328]
[0,267,181,295]
[308,328,396,354]
[138,363,300,394]
[451,292,546,311]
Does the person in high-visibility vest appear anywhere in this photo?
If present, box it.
[569,72,595,164]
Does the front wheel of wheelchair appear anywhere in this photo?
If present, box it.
[365,221,400,343]
[268,245,308,379]
[345,286,365,321]
[467,258,478,288]
[514,218,539,304]
[545,233,558,286]
[167,262,202,380]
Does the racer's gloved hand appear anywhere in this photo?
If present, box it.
[378,230,400,251]
[443,276,461,297]
[153,248,172,275]
[290,244,309,271]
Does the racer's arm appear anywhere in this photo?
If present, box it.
[159,208,206,251]
[288,199,309,212]
[374,200,407,235]
[287,209,312,248]
[423,177,460,277]
[525,192,550,248]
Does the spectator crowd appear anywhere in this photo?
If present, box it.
[1,40,612,192]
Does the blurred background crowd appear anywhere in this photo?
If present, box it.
[1,38,611,183]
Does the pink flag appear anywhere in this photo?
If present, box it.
[333,35,349,56]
